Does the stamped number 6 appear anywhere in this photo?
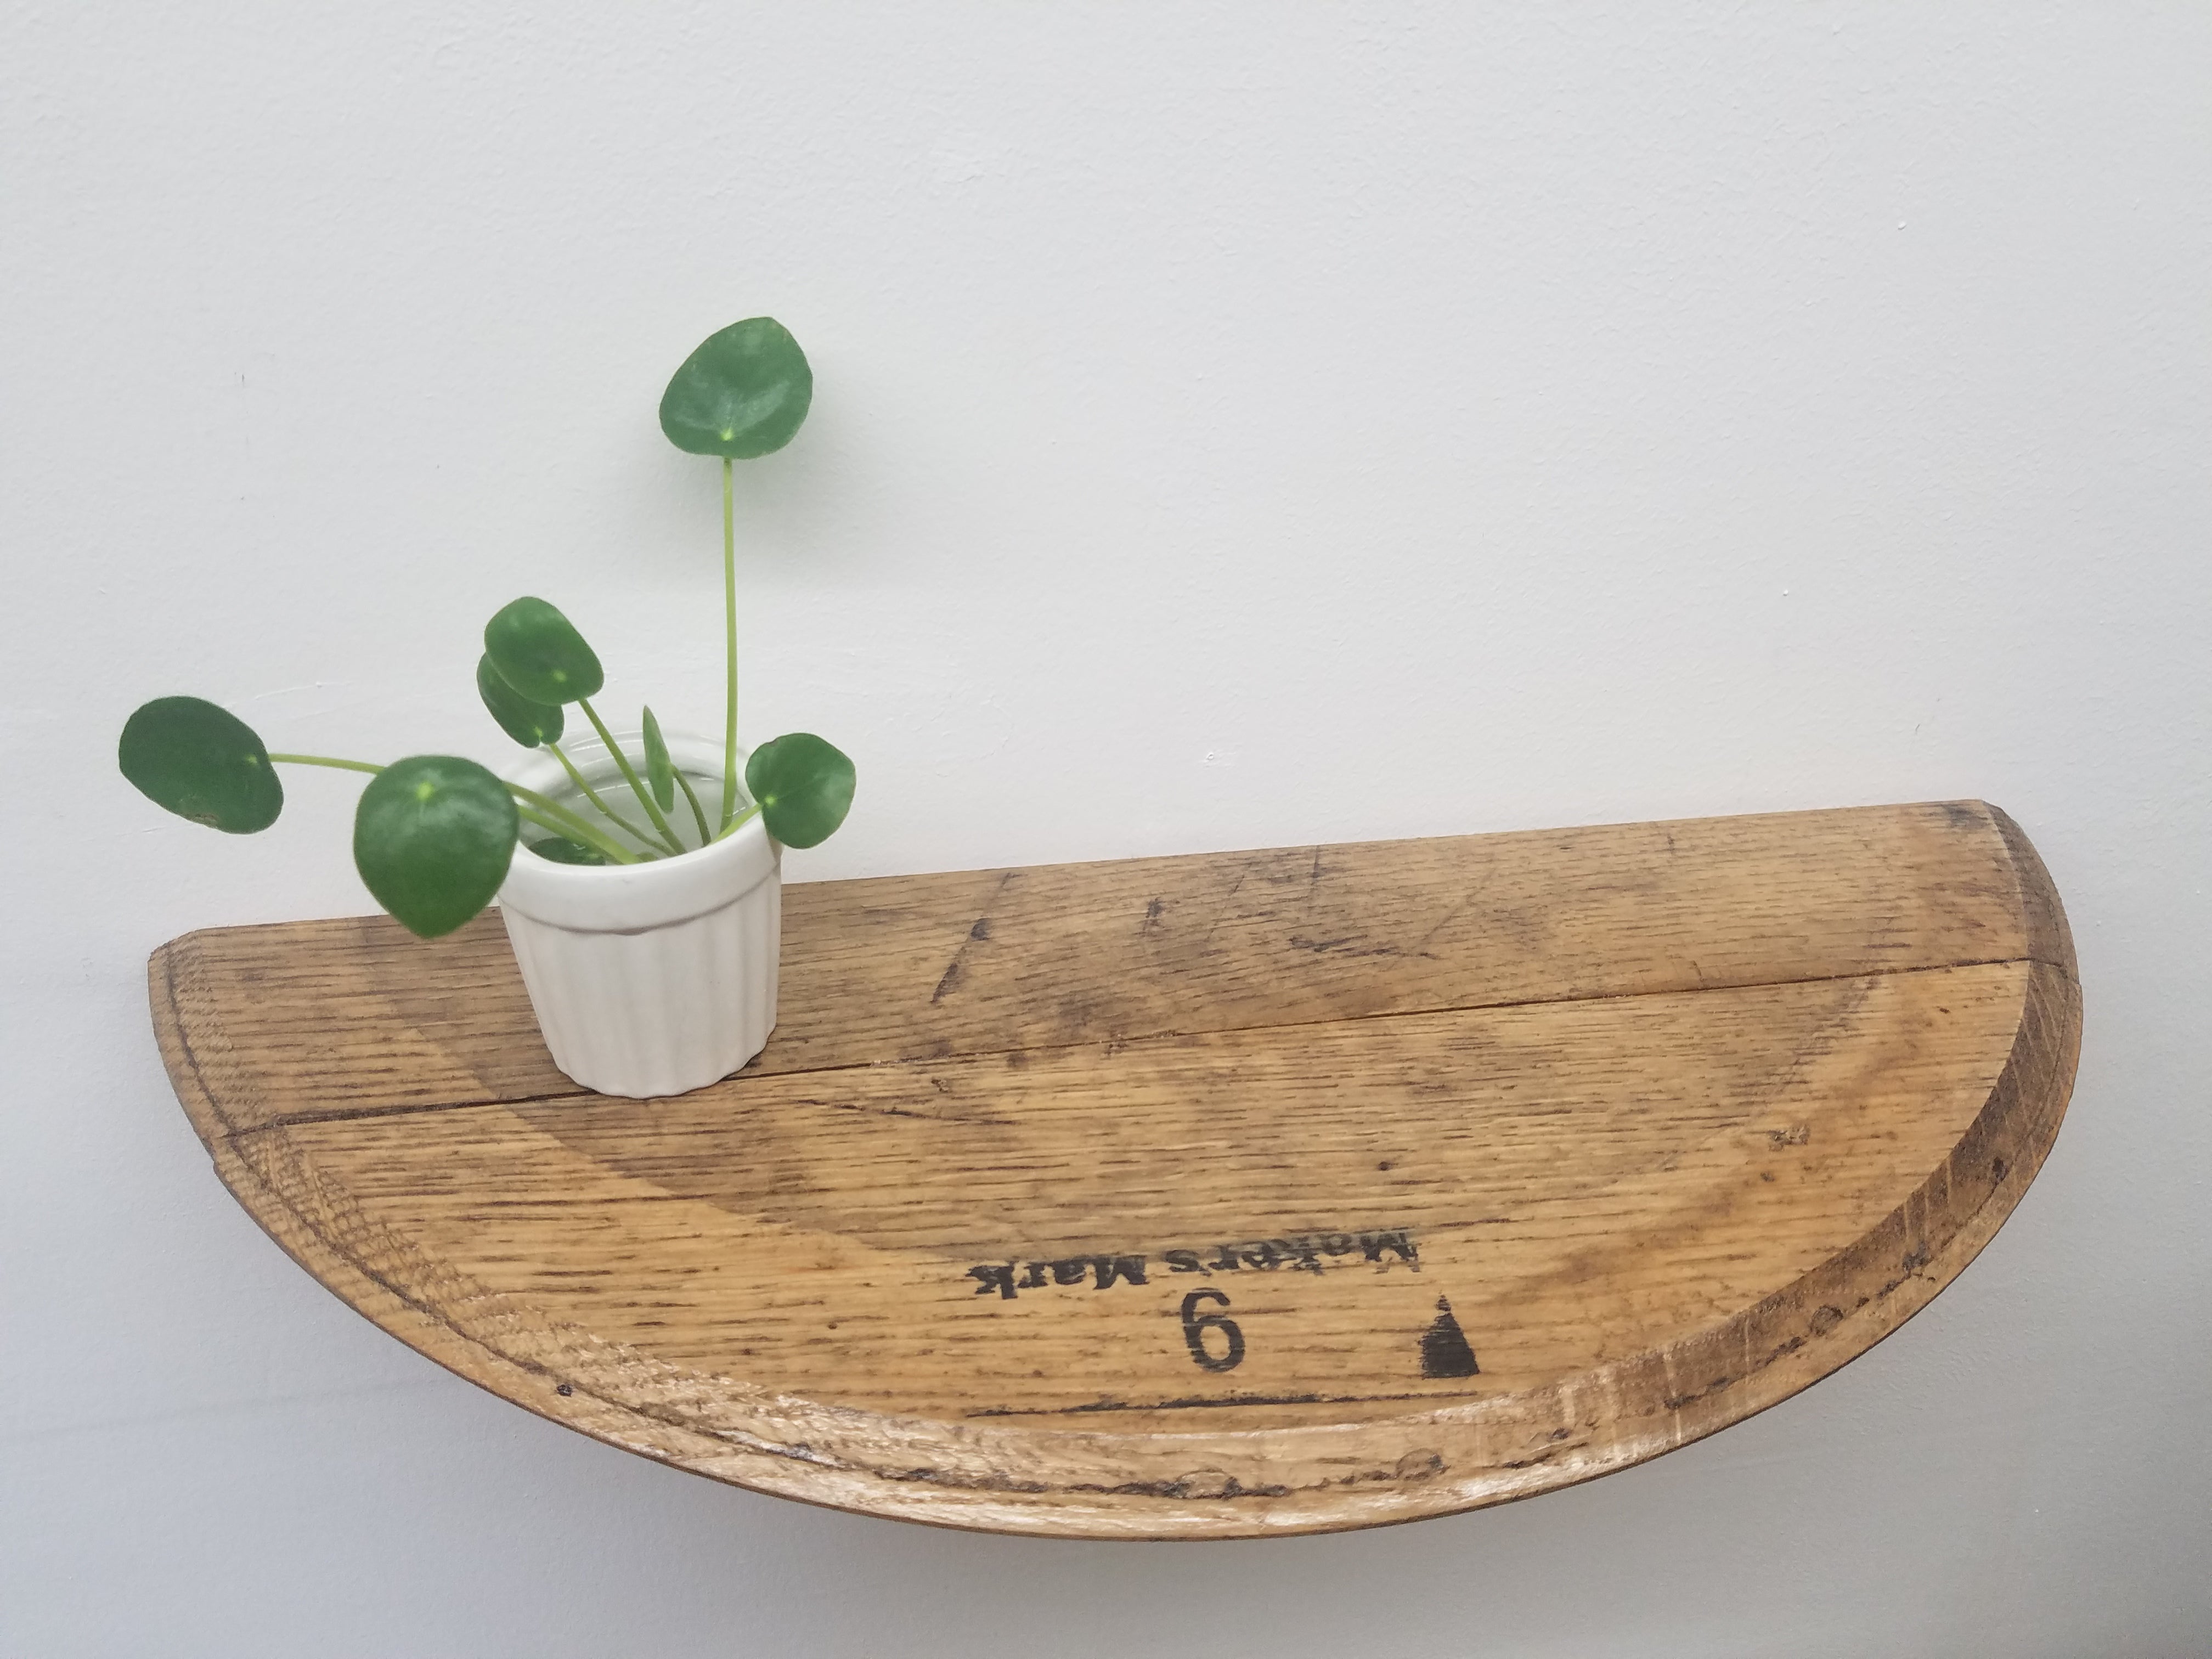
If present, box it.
[1180,1289,1246,1372]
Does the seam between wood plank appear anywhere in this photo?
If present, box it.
[967,1387,1490,1418]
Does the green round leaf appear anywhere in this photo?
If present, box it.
[119,696,283,833]
[527,836,607,866]
[484,596,604,706]
[641,706,675,811]
[744,732,855,850]
[659,317,813,459]
[353,755,518,938]
[477,653,565,747]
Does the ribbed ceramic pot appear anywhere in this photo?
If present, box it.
[496,730,780,1099]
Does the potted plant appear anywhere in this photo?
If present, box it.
[118,317,855,1098]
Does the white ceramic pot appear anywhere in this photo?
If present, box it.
[496,730,780,1099]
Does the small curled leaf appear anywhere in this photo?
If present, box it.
[641,706,675,811]
[744,732,855,850]
[119,696,284,833]
[484,597,603,706]
[527,836,608,866]
[659,317,812,459]
[353,755,518,938]
[477,653,565,747]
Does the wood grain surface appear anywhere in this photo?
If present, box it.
[151,800,2079,1538]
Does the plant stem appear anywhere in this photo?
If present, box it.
[720,454,738,831]
[577,698,684,854]
[269,752,639,866]
[673,765,712,847]
[504,782,640,865]
[267,752,381,775]
[712,800,764,842]
[547,740,658,848]
[515,805,636,860]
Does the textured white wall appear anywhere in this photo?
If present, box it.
[4,4,2207,1654]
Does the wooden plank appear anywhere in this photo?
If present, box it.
[158,800,2066,1139]
[149,800,2080,1537]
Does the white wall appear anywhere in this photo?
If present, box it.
[4,5,2206,1654]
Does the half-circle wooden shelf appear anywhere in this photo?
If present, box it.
[152,800,2079,1539]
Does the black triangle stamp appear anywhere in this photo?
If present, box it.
[1419,1297,1479,1379]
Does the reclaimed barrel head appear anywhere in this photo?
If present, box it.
[150,801,2079,1538]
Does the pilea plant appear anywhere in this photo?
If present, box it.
[119,317,855,938]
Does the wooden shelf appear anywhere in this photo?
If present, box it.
[151,800,2079,1539]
